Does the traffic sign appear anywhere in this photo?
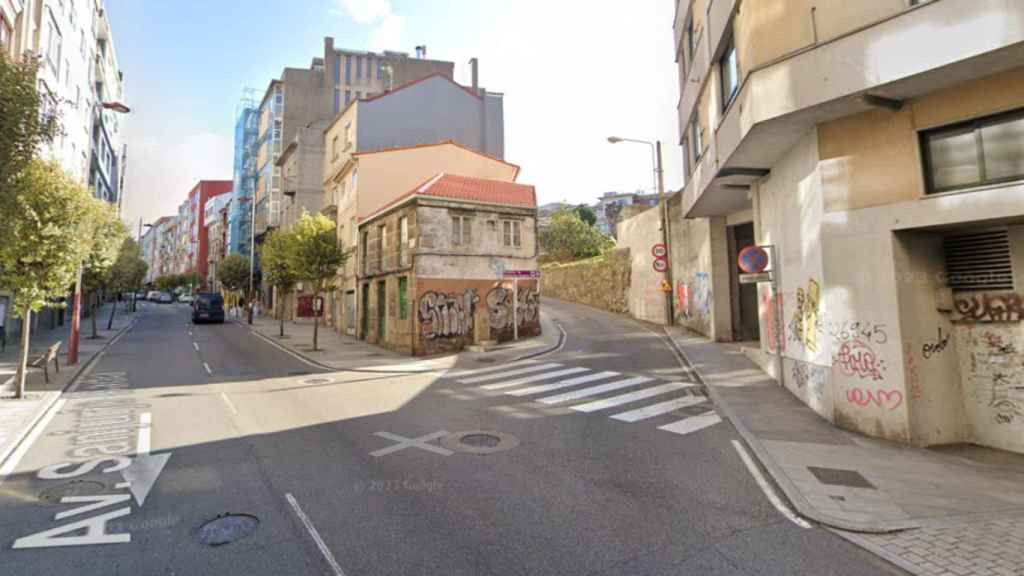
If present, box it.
[653,259,668,273]
[737,245,770,274]
[651,243,668,259]
[739,272,773,284]
[503,270,540,279]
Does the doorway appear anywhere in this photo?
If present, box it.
[360,284,369,339]
[345,290,356,336]
[376,281,387,341]
[729,222,761,342]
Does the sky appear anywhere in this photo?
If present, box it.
[109,0,683,228]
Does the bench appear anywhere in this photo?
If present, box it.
[28,341,61,384]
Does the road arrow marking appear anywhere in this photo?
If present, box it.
[120,453,171,507]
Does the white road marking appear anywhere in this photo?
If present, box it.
[121,453,171,507]
[611,396,707,423]
[445,360,537,378]
[457,363,563,384]
[286,493,347,576]
[658,411,722,436]
[571,382,697,413]
[536,376,654,405]
[506,371,620,396]
[192,341,199,352]
[732,440,812,529]
[479,367,590,391]
[0,399,66,487]
[137,413,151,457]
[370,430,453,458]
[188,330,192,336]
[203,362,212,375]
[220,393,238,415]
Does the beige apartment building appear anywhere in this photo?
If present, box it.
[322,139,520,336]
[665,0,1024,453]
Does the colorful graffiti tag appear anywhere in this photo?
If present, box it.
[833,339,886,381]
[788,279,821,353]
[791,360,826,400]
[953,292,1024,323]
[760,287,784,353]
[418,289,479,340]
[846,387,904,411]
[486,286,540,332]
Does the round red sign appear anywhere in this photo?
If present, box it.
[737,245,769,274]
[653,258,668,273]
[651,243,668,259]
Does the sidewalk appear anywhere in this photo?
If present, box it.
[237,311,563,375]
[666,326,1024,576]
[0,302,137,472]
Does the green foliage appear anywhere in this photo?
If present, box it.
[260,230,299,294]
[81,201,129,293]
[0,53,60,195]
[217,253,250,293]
[0,159,95,315]
[288,213,347,293]
[109,239,147,293]
[179,271,201,289]
[539,209,614,263]
[153,274,176,293]
[574,204,597,227]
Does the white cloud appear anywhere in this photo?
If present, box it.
[332,0,404,51]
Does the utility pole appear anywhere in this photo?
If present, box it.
[248,195,256,324]
[656,140,674,325]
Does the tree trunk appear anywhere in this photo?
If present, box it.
[89,294,98,339]
[107,293,117,330]
[279,291,286,337]
[15,307,31,399]
[313,292,319,351]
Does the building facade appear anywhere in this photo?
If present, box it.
[595,191,660,237]
[228,98,258,257]
[358,173,540,355]
[186,180,232,284]
[666,0,1024,453]
[204,194,230,289]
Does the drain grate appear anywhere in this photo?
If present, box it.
[198,514,259,546]
[807,467,876,489]
[38,480,107,505]
[460,434,501,448]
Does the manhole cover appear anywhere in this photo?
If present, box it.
[198,514,259,546]
[38,480,107,504]
[302,377,332,385]
[475,358,497,364]
[441,430,520,455]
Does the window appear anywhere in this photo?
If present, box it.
[502,220,521,248]
[331,135,339,160]
[356,56,363,79]
[46,11,62,74]
[690,116,703,161]
[361,230,369,274]
[343,123,353,150]
[351,217,358,244]
[720,34,739,109]
[333,89,340,114]
[377,224,386,269]
[344,90,351,106]
[398,216,408,266]
[398,276,408,319]
[274,87,283,105]
[366,57,373,80]
[345,55,351,84]
[922,109,1024,194]
[377,59,384,80]
[334,54,341,83]
[452,215,471,246]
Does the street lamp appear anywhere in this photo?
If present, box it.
[608,135,674,325]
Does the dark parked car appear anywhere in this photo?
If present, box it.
[192,292,225,324]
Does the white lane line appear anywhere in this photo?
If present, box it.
[659,411,722,436]
[202,362,212,375]
[0,399,66,486]
[457,363,563,384]
[192,341,199,352]
[188,330,193,336]
[571,382,697,413]
[137,412,152,457]
[536,376,653,405]
[285,492,347,576]
[479,367,590,391]
[731,439,812,529]
[506,371,620,396]
[220,393,238,415]
[611,396,707,422]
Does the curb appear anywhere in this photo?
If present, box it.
[511,320,566,362]
[660,327,914,535]
[0,313,139,474]
[233,320,338,372]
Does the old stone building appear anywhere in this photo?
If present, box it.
[358,173,539,355]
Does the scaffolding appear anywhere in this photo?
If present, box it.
[228,88,259,257]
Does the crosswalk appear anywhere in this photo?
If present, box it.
[448,361,722,438]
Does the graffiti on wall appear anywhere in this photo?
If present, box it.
[982,331,1017,355]
[677,272,712,325]
[419,289,479,340]
[827,320,888,345]
[791,360,826,400]
[760,287,785,353]
[921,327,951,360]
[904,343,923,400]
[833,339,887,381]
[486,286,540,332]
[846,387,904,411]
[788,279,821,353]
[989,371,1023,425]
[953,292,1024,323]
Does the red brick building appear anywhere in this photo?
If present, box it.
[187,180,232,286]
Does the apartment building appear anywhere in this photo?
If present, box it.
[228,99,258,257]
[668,0,1024,453]
[358,173,539,355]
[204,194,231,289]
[322,140,519,336]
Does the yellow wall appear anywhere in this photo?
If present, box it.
[819,68,1024,213]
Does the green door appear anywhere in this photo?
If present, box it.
[376,281,386,340]
[360,284,369,339]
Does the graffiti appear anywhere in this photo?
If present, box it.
[693,272,712,316]
[981,332,1017,355]
[486,286,540,331]
[834,339,886,381]
[677,282,691,319]
[418,289,479,340]
[761,288,784,353]
[791,361,826,400]
[989,371,1023,425]
[828,320,888,345]
[921,327,951,360]
[487,257,506,280]
[846,388,904,411]
[904,343,922,400]
[953,292,1024,323]
[788,279,821,353]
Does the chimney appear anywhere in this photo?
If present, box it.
[415,45,426,59]
[470,58,479,92]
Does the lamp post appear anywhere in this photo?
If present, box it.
[69,100,132,365]
[607,136,674,325]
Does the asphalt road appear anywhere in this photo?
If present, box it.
[0,299,907,575]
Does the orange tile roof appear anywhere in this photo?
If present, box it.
[364,173,536,222]
[352,139,520,180]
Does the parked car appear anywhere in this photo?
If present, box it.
[157,292,173,303]
[135,291,146,300]
[192,292,225,323]
[177,294,194,304]
[146,291,161,301]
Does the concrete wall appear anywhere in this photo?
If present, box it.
[541,250,631,315]
[280,122,327,230]
[668,195,731,340]
[618,206,668,324]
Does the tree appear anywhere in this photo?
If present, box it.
[217,253,250,294]
[539,209,615,262]
[0,52,60,196]
[574,204,597,227]
[179,271,201,292]
[154,274,176,293]
[80,201,128,338]
[259,231,299,338]
[287,213,347,351]
[0,160,95,398]
[106,239,146,329]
